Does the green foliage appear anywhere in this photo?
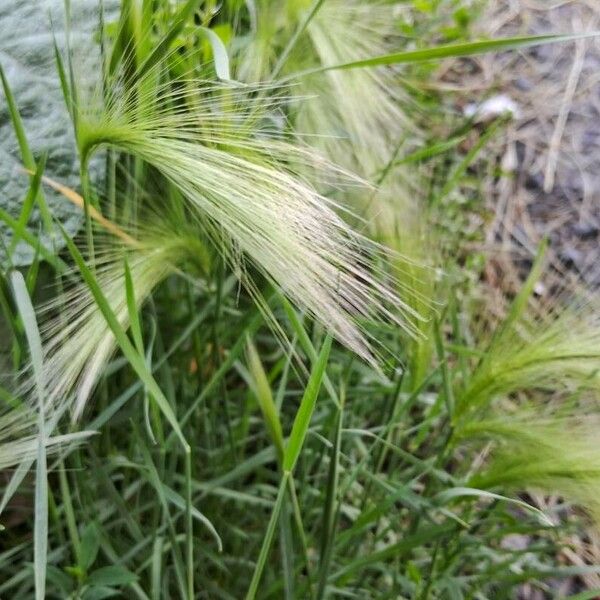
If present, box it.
[1,1,599,599]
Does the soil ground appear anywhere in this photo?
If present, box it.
[480,0,600,298]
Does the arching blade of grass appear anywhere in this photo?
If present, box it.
[0,66,53,233]
[198,26,231,80]
[10,271,47,600]
[315,32,600,72]
[435,487,553,527]
[124,255,159,443]
[246,336,332,599]
[8,155,47,258]
[60,228,194,599]
[161,483,222,552]
[0,69,52,233]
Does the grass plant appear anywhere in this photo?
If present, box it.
[1,1,600,598]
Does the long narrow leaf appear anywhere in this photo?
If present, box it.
[316,32,599,72]
[245,472,290,600]
[10,271,47,600]
[283,335,332,473]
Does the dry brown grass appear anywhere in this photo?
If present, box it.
[480,1,600,291]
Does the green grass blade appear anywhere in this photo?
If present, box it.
[199,26,231,80]
[51,32,74,123]
[391,137,465,166]
[161,483,222,552]
[246,337,285,463]
[245,471,290,600]
[151,536,164,600]
[8,153,47,257]
[435,487,553,527]
[279,497,295,600]
[281,297,339,408]
[433,318,454,420]
[0,64,35,166]
[124,256,144,356]
[566,591,600,600]
[489,238,548,348]
[317,32,600,72]
[283,335,332,473]
[10,271,47,600]
[0,66,52,232]
[137,0,200,79]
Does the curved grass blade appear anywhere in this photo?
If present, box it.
[199,26,231,80]
[0,66,52,232]
[10,271,47,600]
[245,471,290,600]
[246,337,285,463]
[8,155,47,258]
[435,487,553,527]
[288,32,600,78]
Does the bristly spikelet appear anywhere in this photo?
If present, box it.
[453,300,600,528]
[74,75,421,366]
[455,305,600,421]
[461,412,600,528]
[38,243,176,420]
[296,0,414,177]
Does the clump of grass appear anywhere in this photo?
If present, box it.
[2,1,600,598]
